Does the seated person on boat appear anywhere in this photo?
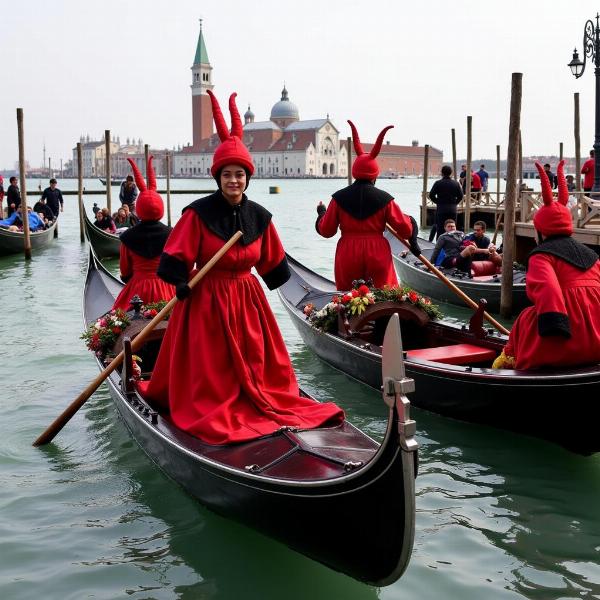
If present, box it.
[33,198,55,226]
[493,160,600,370]
[0,208,45,232]
[140,89,344,445]
[430,219,477,272]
[94,207,117,233]
[464,221,502,266]
[315,120,420,291]
[112,157,175,311]
[114,206,135,233]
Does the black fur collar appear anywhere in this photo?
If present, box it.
[331,180,393,220]
[529,235,599,271]
[119,221,172,259]
[185,191,272,246]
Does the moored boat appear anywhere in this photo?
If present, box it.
[277,254,600,455]
[98,177,124,186]
[0,219,58,256]
[84,209,120,258]
[82,249,418,585]
[385,231,529,313]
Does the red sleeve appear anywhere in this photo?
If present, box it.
[582,161,590,174]
[316,200,340,238]
[385,200,413,239]
[256,221,290,289]
[472,173,481,187]
[162,209,203,271]
[119,245,133,280]
[527,254,567,316]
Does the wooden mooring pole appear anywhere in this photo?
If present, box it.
[421,144,429,228]
[166,152,172,227]
[500,73,522,319]
[492,144,502,244]
[77,143,84,242]
[16,108,32,260]
[451,128,457,180]
[105,130,112,213]
[145,144,150,177]
[465,116,472,230]
[574,92,581,191]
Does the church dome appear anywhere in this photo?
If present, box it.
[270,85,299,122]
[244,104,255,124]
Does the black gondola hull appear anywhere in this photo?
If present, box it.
[0,219,58,256]
[83,250,416,584]
[278,257,600,455]
[84,210,120,258]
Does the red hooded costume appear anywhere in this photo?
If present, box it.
[112,157,175,311]
[316,120,415,290]
[501,160,600,370]
[141,90,343,444]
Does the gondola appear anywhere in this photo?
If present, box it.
[84,209,120,258]
[98,177,124,186]
[0,219,58,256]
[385,231,529,313]
[83,249,418,585]
[277,254,600,455]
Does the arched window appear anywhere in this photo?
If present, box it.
[322,163,328,175]
[330,163,335,175]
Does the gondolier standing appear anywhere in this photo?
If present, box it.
[315,120,420,291]
[112,157,174,311]
[142,90,343,444]
[428,165,464,241]
[41,178,64,219]
[493,160,600,370]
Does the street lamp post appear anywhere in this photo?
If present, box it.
[569,14,600,192]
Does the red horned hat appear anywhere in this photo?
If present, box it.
[127,156,164,221]
[533,160,573,237]
[348,120,394,181]
[207,90,254,177]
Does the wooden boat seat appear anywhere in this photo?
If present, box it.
[407,343,497,365]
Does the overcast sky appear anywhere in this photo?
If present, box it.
[1,0,597,170]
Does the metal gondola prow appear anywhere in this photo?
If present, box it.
[382,314,419,455]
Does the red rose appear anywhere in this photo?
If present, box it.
[332,295,340,304]
[112,327,122,334]
[351,289,359,298]
[408,291,419,303]
[358,285,370,296]
[342,293,352,303]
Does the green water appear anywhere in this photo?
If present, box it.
[1,178,599,600]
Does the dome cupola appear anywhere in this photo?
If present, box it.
[270,85,299,128]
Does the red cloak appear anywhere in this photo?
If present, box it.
[112,246,175,311]
[142,209,344,444]
[504,253,600,370]
[317,196,412,290]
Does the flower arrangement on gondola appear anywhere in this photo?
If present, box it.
[141,300,168,319]
[81,309,130,357]
[303,280,442,333]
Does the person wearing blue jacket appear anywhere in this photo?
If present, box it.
[0,208,45,231]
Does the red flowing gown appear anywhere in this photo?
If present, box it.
[142,210,344,444]
[504,254,600,370]
[113,246,175,311]
[317,199,412,290]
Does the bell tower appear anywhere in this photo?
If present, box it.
[191,19,214,149]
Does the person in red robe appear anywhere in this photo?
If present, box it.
[140,90,344,444]
[112,157,174,311]
[315,120,420,290]
[493,160,600,370]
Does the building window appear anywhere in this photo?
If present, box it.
[330,164,335,175]
[322,164,327,175]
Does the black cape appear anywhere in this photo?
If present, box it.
[529,235,598,271]
[119,221,172,259]
[331,180,393,220]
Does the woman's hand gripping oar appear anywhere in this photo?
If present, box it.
[386,223,510,336]
[33,230,243,447]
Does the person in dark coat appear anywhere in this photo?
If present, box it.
[33,197,55,224]
[6,177,21,216]
[428,165,463,240]
[316,120,419,290]
[119,175,138,211]
[41,178,64,218]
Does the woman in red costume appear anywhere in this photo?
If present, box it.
[112,157,174,311]
[493,160,600,370]
[142,90,344,444]
[315,120,421,290]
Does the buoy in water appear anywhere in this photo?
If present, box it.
[269,186,280,194]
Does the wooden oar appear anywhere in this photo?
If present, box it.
[386,224,510,336]
[33,230,243,447]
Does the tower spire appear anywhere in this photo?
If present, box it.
[191,19,214,148]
